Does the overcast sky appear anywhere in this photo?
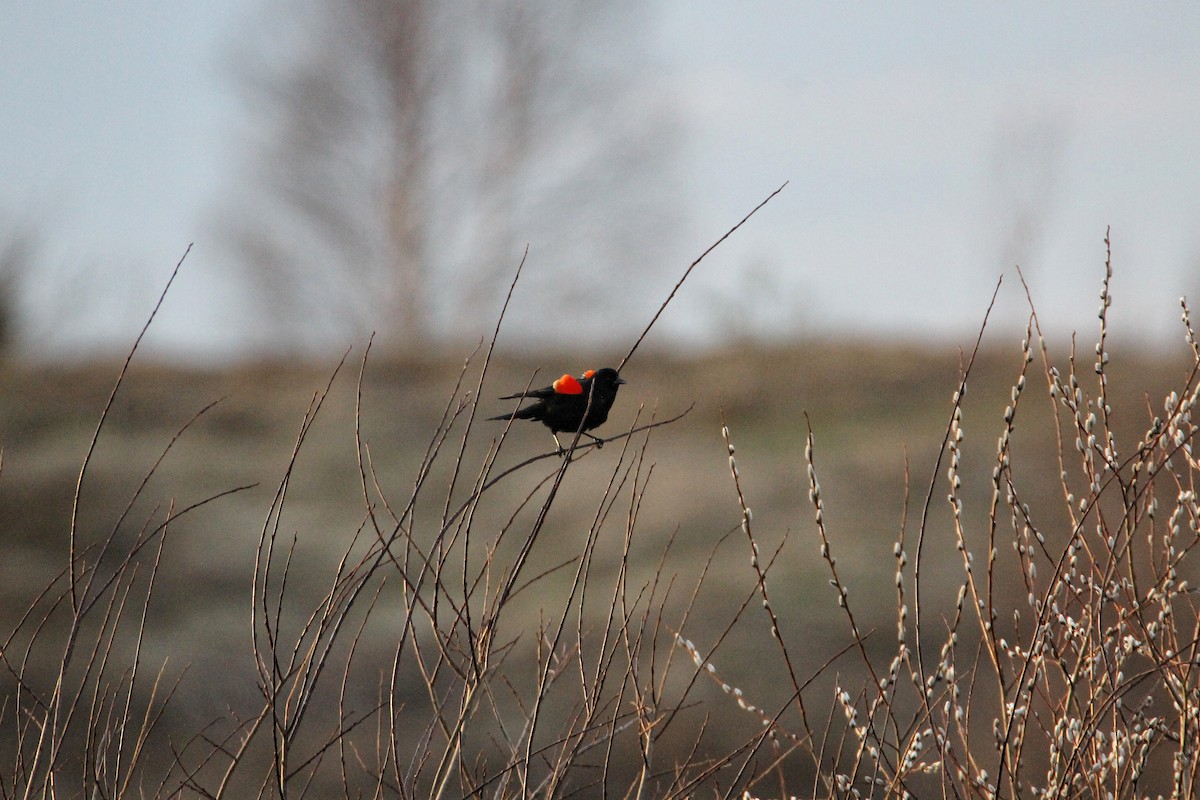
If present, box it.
[4,3,1199,360]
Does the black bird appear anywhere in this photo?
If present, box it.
[489,367,626,453]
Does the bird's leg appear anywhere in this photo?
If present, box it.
[551,433,566,456]
[581,432,604,448]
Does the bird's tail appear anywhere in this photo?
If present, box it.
[488,406,537,422]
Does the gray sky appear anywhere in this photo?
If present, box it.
[4,2,1200,359]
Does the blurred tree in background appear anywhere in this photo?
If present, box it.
[0,218,42,354]
[218,0,681,354]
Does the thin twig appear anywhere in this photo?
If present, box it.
[618,183,786,372]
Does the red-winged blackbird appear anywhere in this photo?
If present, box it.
[489,367,626,453]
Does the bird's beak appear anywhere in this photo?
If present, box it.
[616,376,627,385]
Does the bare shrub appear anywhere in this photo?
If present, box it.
[5,225,1199,799]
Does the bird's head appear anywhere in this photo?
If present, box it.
[588,367,626,391]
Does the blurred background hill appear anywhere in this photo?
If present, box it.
[1,338,1195,788]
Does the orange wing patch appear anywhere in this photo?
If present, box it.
[582,369,596,379]
[553,373,584,394]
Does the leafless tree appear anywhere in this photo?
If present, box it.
[986,110,1067,275]
[0,220,37,352]
[217,0,680,354]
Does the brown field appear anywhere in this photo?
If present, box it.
[2,334,1197,797]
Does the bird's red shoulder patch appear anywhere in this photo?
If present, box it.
[553,374,584,394]
[582,369,596,379]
